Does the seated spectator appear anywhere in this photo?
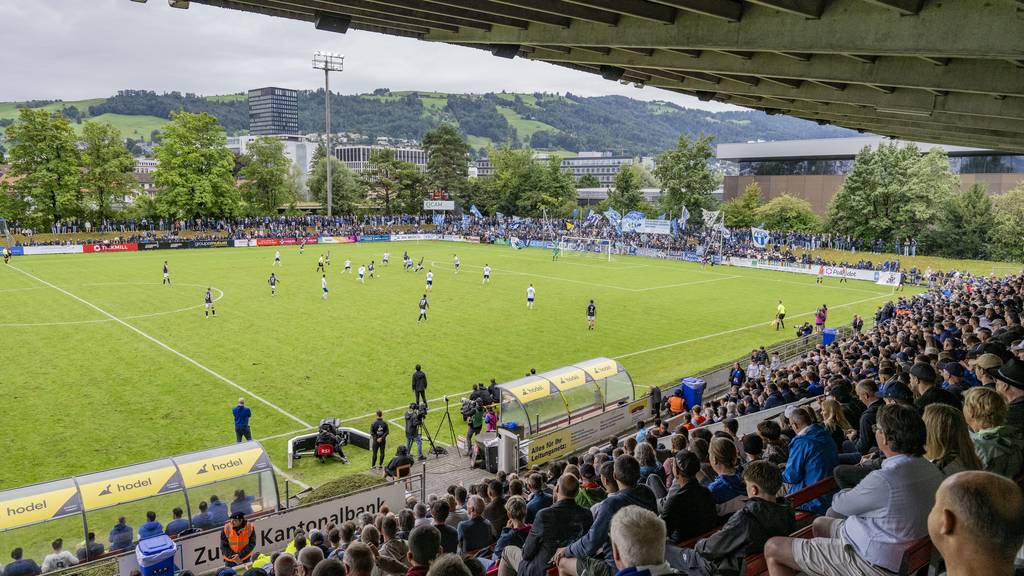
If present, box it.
[557,455,657,576]
[457,496,492,554]
[41,539,77,573]
[991,358,1024,434]
[706,438,745,516]
[380,516,409,574]
[192,501,214,531]
[431,501,459,555]
[608,507,673,576]
[483,482,508,540]
[524,475,551,524]
[427,555,472,576]
[922,404,982,477]
[740,434,764,463]
[5,549,40,576]
[501,474,591,576]
[849,380,882,456]
[492,496,529,564]
[312,558,346,576]
[669,461,795,575]
[634,443,661,484]
[963,387,1024,478]
[660,450,717,544]
[75,532,104,562]
[298,545,324,576]
[165,507,189,537]
[575,464,606,508]
[910,362,962,412]
[764,403,944,576]
[756,420,788,465]
[342,542,373,576]
[407,525,443,576]
[209,495,229,525]
[108,517,134,551]
[782,408,838,514]
[138,511,163,540]
[274,553,299,576]
[231,490,255,516]
[385,446,415,479]
[928,471,1024,576]
[820,398,854,453]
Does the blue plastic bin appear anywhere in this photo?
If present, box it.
[136,535,177,576]
[822,328,838,346]
[676,377,706,409]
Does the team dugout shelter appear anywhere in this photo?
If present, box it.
[0,441,278,566]
[497,357,634,436]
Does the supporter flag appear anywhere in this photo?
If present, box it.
[670,218,679,236]
[461,215,471,228]
[603,208,622,227]
[585,210,602,226]
[469,205,483,219]
[659,213,667,220]
[751,226,770,249]
[680,206,690,230]
[495,212,504,220]
[565,220,575,231]
[432,213,445,227]
[571,208,579,220]
[508,220,522,230]
[623,210,645,222]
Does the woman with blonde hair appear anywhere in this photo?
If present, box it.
[923,403,982,476]
[963,387,1024,478]
[820,398,853,452]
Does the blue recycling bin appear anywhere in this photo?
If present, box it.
[136,535,177,576]
[676,377,706,409]
[822,328,838,346]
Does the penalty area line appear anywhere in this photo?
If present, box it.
[9,264,314,430]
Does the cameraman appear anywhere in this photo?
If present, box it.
[465,401,484,454]
[404,403,425,460]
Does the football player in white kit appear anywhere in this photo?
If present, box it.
[274,250,281,266]
[358,265,366,283]
[453,255,460,274]
[527,284,536,309]
[344,259,352,273]
[321,274,329,300]
[425,270,434,291]
[482,265,491,284]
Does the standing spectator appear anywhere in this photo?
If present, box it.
[165,508,189,537]
[782,408,839,515]
[108,517,134,551]
[4,549,40,576]
[370,410,390,470]
[503,475,592,576]
[963,387,1024,478]
[649,386,662,419]
[412,365,429,407]
[220,512,256,567]
[927,471,1024,576]
[764,404,944,576]
[233,398,252,443]
[557,455,657,576]
[41,539,77,573]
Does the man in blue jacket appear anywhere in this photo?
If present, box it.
[555,455,657,576]
[108,517,134,551]
[525,474,552,524]
[209,495,230,526]
[138,511,164,540]
[191,501,214,530]
[233,398,252,442]
[782,407,838,515]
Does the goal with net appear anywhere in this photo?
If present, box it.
[556,236,614,262]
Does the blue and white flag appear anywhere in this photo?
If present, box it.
[670,218,680,236]
[510,236,525,249]
[623,210,645,222]
[469,204,483,219]
[508,220,522,230]
[495,212,504,220]
[461,214,471,228]
[432,213,446,227]
[571,207,579,220]
[585,210,602,226]
[751,226,770,249]
[603,208,622,227]
[658,213,667,220]
[680,206,690,230]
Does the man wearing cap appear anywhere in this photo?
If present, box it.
[233,398,252,443]
[991,359,1024,435]
[220,512,255,567]
[972,353,1003,388]
[941,362,970,396]
[880,381,914,406]
[909,363,961,413]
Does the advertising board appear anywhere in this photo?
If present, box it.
[21,245,80,255]
[526,397,648,466]
[83,243,138,253]
[423,200,455,211]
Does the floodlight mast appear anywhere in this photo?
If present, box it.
[312,52,344,217]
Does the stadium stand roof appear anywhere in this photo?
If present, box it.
[143,0,1024,153]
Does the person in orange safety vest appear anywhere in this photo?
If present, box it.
[668,392,686,415]
[220,512,255,567]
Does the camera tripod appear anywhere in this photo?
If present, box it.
[424,397,461,458]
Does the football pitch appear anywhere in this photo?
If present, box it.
[0,242,906,490]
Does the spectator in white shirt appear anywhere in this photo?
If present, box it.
[42,539,78,573]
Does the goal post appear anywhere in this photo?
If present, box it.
[556,236,613,262]
[0,218,12,250]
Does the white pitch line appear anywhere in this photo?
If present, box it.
[257,426,316,443]
[632,276,740,292]
[9,264,313,429]
[274,464,310,490]
[613,292,893,360]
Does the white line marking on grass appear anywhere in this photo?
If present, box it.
[8,265,313,429]
[0,286,45,294]
[613,293,892,360]
[633,276,741,292]
[273,464,310,490]
[257,427,316,443]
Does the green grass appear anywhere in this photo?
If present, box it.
[466,135,495,150]
[496,105,559,142]
[1,242,909,489]
[71,113,169,140]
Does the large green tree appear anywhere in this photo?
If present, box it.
[576,174,600,188]
[654,133,719,223]
[6,108,81,225]
[754,194,819,232]
[931,183,993,259]
[361,148,421,214]
[827,143,955,242]
[517,156,576,216]
[722,182,763,228]
[80,120,136,220]
[153,112,239,218]
[422,124,469,199]
[240,137,292,214]
[990,183,1024,262]
[309,157,363,214]
[606,164,645,212]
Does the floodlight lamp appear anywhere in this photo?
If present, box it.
[312,51,345,71]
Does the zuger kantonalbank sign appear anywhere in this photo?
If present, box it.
[117,483,405,576]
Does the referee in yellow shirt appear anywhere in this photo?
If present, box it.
[775,300,786,330]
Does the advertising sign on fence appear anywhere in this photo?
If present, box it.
[116,483,405,576]
[526,397,649,466]
[357,235,391,242]
[83,243,138,253]
[423,200,455,211]
[318,236,358,244]
[638,219,672,235]
[21,245,79,255]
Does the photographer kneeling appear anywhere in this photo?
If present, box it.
[405,403,426,461]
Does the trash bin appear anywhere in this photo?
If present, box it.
[822,328,838,346]
[676,377,706,409]
[136,535,177,576]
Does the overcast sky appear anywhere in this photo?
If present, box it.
[0,0,739,112]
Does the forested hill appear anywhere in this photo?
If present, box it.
[1,89,854,156]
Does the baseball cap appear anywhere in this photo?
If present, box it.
[974,353,1003,371]
[908,363,937,383]
[941,362,965,378]
[230,511,246,520]
[880,382,914,402]
[673,449,701,477]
